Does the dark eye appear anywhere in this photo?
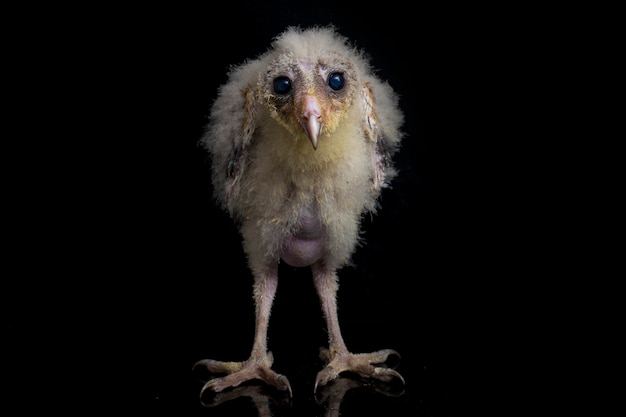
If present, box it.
[328,72,345,91]
[273,76,292,95]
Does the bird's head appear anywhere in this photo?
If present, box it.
[260,45,359,151]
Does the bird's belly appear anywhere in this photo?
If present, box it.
[278,207,325,267]
[279,236,325,267]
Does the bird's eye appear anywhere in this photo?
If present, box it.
[328,72,345,91]
[273,76,292,95]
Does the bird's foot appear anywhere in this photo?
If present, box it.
[193,353,292,398]
[313,347,405,393]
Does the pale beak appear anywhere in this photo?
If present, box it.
[302,95,323,150]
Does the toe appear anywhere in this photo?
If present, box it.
[373,367,405,385]
[355,349,401,366]
[314,366,339,392]
[275,374,293,397]
[200,378,223,397]
[193,359,243,374]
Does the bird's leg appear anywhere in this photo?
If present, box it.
[193,264,292,398]
[312,262,405,392]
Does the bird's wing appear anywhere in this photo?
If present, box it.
[361,82,393,194]
[202,62,262,217]
[224,87,256,208]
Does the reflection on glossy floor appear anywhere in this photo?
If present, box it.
[189,360,454,417]
[197,375,405,417]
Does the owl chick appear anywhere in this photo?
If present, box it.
[193,25,405,397]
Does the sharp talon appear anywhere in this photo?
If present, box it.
[277,374,293,397]
[192,359,208,372]
[313,375,320,394]
[313,366,336,393]
[313,371,323,393]
[378,349,402,369]
[380,368,405,385]
[384,349,401,361]
[199,380,215,398]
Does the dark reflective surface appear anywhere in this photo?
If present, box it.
[196,375,407,416]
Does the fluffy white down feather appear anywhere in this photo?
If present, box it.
[200,25,404,269]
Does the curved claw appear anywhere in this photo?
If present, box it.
[314,365,338,393]
[275,374,293,398]
[373,367,405,385]
[381,348,401,362]
[199,379,220,398]
[382,349,401,366]
[201,375,244,397]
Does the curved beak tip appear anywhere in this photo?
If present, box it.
[304,118,321,150]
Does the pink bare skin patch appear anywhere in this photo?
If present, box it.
[279,206,325,267]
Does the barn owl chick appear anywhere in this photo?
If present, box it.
[193,25,405,397]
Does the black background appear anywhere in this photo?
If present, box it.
[4,2,554,415]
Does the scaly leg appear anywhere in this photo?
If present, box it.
[311,262,404,392]
[193,264,292,397]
